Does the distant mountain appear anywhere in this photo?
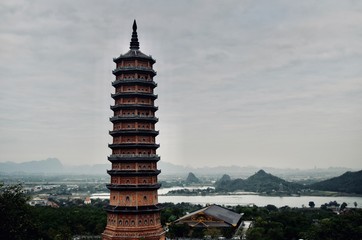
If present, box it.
[185,172,201,184]
[309,170,362,194]
[215,169,302,193]
[0,158,357,183]
[157,161,354,181]
[216,174,231,184]
[0,158,64,173]
[0,158,109,175]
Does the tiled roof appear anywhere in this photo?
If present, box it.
[175,204,242,227]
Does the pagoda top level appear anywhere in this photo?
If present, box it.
[113,20,156,64]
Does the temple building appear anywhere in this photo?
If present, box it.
[102,20,165,240]
[173,205,243,237]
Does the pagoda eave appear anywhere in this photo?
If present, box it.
[108,143,160,149]
[110,116,159,123]
[110,104,158,111]
[113,54,156,65]
[112,67,157,76]
[108,155,160,162]
[107,170,161,176]
[111,92,158,100]
[109,130,159,136]
[112,79,157,88]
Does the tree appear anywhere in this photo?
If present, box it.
[0,183,40,239]
[309,201,315,208]
[170,223,190,238]
[266,204,278,212]
[340,202,347,211]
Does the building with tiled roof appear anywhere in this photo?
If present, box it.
[174,204,243,230]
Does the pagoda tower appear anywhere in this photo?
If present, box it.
[102,20,165,240]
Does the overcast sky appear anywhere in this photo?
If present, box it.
[1,0,361,169]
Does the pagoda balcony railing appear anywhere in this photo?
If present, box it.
[105,204,161,213]
[106,183,161,190]
[110,104,158,111]
[112,66,157,75]
[111,92,158,100]
[109,129,159,136]
[112,78,157,87]
[110,115,159,122]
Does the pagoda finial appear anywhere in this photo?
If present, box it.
[133,19,137,31]
[130,19,140,50]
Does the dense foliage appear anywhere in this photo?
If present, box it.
[0,183,40,239]
[31,206,106,239]
[235,206,362,240]
[1,183,362,240]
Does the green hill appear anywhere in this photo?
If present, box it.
[309,170,362,194]
[185,172,201,184]
[215,169,301,194]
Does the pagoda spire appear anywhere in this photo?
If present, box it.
[130,19,140,50]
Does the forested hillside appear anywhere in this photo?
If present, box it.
[310,170,362,194]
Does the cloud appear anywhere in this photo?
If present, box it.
[0,0,361,169]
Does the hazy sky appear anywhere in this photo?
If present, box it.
[1,0,361,169]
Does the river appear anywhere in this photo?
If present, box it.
[91,186,362,208]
